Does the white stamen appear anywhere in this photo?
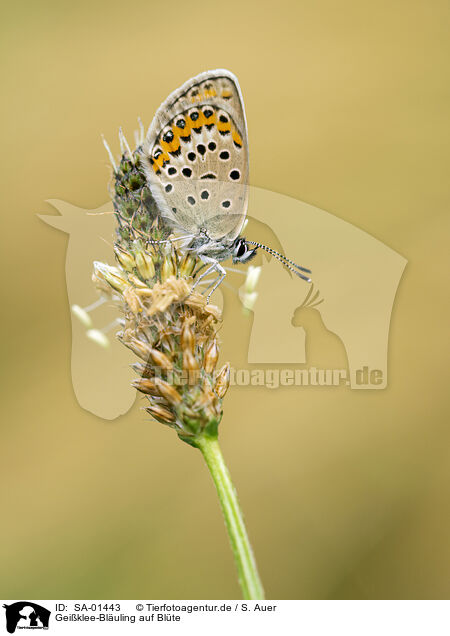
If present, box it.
[71,305,93,328]
[101,318,122,334]
[242,291,258,311]
[245,265,261,293]
[86,329,110,348]
[83,296,107,312]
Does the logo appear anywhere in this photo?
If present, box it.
[3,603,50,634]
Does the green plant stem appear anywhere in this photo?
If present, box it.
[195,434,265,600]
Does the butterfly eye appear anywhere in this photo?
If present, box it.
[203,108,213,119]
[236,241,246,258]
[197,144,206,156]
[208,142,216,152]
[221,200,231,209]
[187,152,196,162]
[219,114,229,123]
[182,167,192,178]
[153,148,162,159]
[219,150,230,161]
[163,130,174,143]
[229,170,240,181]
[189,110,199,122]
[176,118,185,128]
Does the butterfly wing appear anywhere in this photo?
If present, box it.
[142,69,249,241]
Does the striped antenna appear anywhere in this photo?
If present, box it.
[246,241,312,283]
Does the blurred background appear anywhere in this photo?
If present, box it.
[1,0,449,599]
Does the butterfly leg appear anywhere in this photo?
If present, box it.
[191,260,227,303]
[205,264,226,304]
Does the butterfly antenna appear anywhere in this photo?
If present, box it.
[247,241,312,282]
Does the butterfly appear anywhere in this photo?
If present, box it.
[141,69,311,300]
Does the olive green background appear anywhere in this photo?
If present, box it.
[1,0,449,599]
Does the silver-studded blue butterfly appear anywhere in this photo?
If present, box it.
[142,69,311,300]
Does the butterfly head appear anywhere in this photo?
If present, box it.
[230,237,258,264]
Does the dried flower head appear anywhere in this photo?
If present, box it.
[94,130,231,444]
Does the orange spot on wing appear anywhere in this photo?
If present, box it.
[217,119,231,134]
[203,111,216,126]
[174,121,192,138]
[152,150,170,171]
[188,111,206,131]
[160,132,181,155]
[232,128,243,147]
[196,111,207,127]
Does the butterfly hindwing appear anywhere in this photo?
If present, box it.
[142,69,249,241]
